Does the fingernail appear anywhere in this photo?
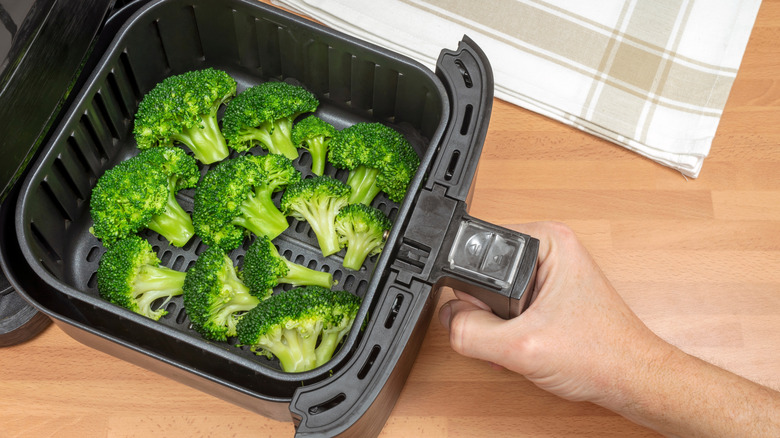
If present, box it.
[438,302,451,330]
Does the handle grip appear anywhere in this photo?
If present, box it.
[403,188,539,319]
[436,203,539,319]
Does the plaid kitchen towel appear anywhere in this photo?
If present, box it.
[271,0,762,177]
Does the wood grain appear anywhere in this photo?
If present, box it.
[2,1,779,437]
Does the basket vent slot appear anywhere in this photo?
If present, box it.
[92,92,120,141]
[85,246,101,262]
[29,222,62,268]
[152,20,172,71]
[176,306,189,325]
[307,393,346,415]
[118,51,141,100]
[39,180,72,223]
[306,257,321,270]
[444,149,461,181]
[87,272,97,288]
[373,201,399,221]
[384,293,404,329]
[171,255,187,271]
[80,113,109,163]
[454,59,473,88]
[357,344,381,380]
[252,18,282,79]
[341,273,356,291]
[460,104,473,135]
[160,300,178,319]
[106,72,130,120]
[159,249,173,265]
[294,220,308,234]
[52,157,87,204]
[66,132,97,179]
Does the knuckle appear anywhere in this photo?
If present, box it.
[546,221,576,239]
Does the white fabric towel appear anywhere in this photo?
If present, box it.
[271,0,761,177]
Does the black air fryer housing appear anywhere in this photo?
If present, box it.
[0,1,538,436]
[0,0,121,346]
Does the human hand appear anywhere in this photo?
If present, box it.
[438,221,674,407]
[439,221,780,437]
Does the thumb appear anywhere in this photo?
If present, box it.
[439,298,509,365]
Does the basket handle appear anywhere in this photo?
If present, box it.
[425,35,493,203]
[429,194,539,318]
[416,36,540,319]
[401,186,539,319]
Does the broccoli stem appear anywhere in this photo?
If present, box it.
[315,330,346,367]
[342,231,385,270]
[172,112,229,164]
[236,127,274,153]
[347,165,382,205]
[282,261,335,289]
[306,210,341,257]
[233,192,289,240]
[267,119,299,160]
[133,265,187,319]
[275,328,318,372]
[147,189,195,247]
[213,279,260,337]
[306,138,328,176]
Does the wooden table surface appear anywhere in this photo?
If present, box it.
[3,1,779,437]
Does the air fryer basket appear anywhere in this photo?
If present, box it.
[10,0,538,435]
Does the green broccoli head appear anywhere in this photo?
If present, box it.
[334,203,392,271]
[236,286,362,372]
[327,122,420,205]
[135,145,201,190]
[326,122,375,171]
[291,115,337,176]
[97,235,186,320]
[241,235,335,299]
[280,175,351,257]
[246,153,302,194]
[193,155,293,250]
[90,147,199,247]
[221,81,319,159]
[182,246,260,341]
[133,68,236,164]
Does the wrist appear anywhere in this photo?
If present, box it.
[591,330,684,417]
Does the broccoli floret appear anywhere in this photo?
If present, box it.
[236,286,361,372]
[193,154,297,250]
[280,175,351,257]
[246,152,302,194]
[222,81,319,159]
[90,146,200,247]
[241,235,334,299]
[327,122,420,205]
[182,246,260,341]
[97,235,186,320]
[133,68,237,164]
[334,204,392,271]
[291,115,337,176]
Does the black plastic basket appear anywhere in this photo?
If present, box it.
[4,0,538,435]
